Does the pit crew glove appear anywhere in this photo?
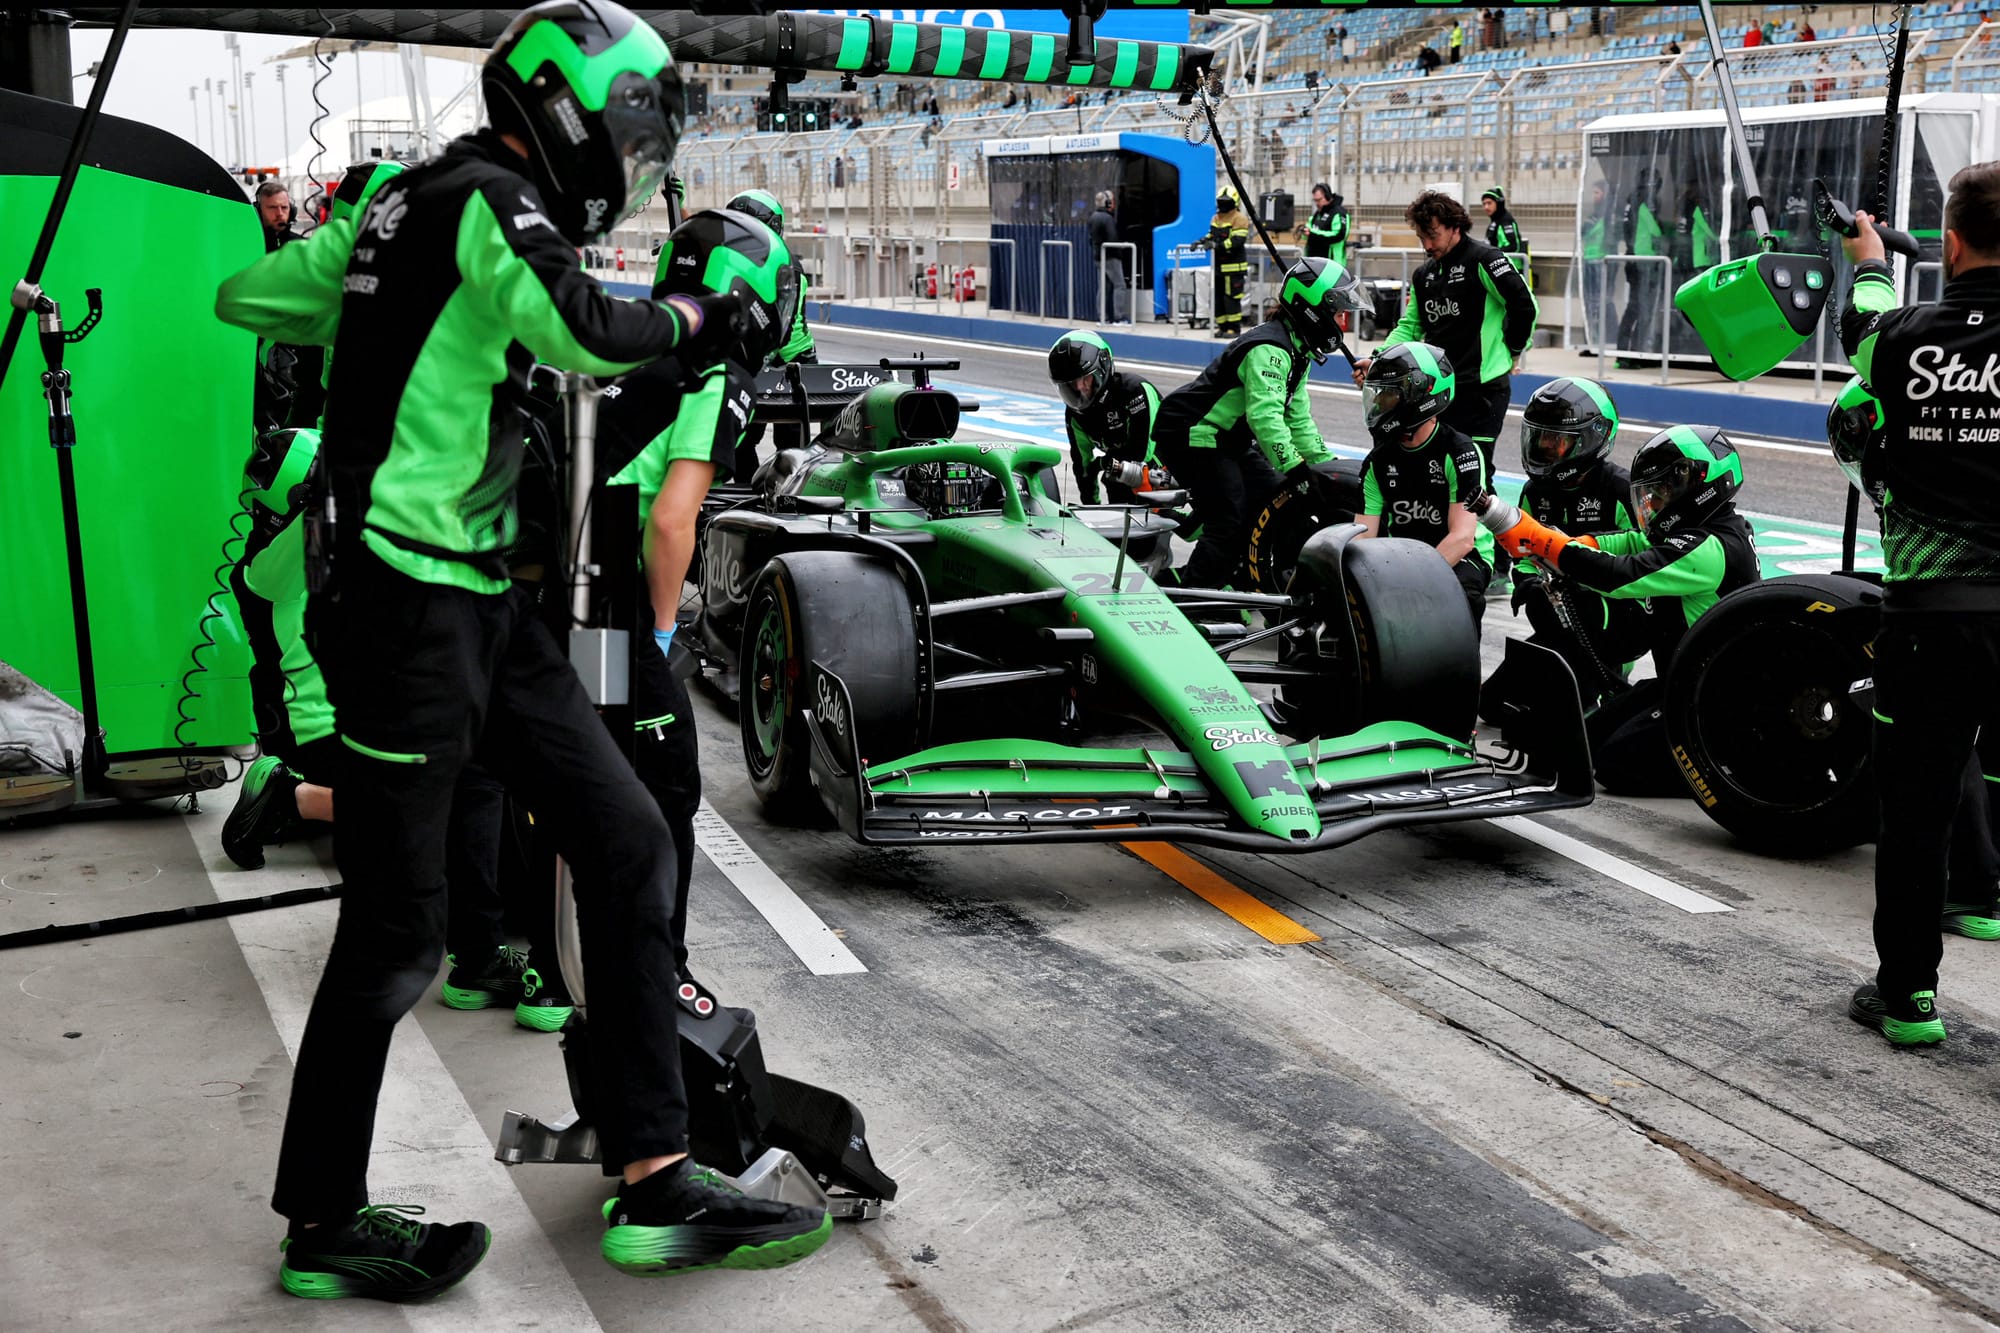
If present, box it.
[653,625,676,659]
[1509,571,1544,616]
[660,289,748,360]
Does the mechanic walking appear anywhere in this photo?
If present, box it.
[1839,163,2000,1047]
[216,1,829,1299]
[1153,258,1359,588]
[1049,330,1161,504]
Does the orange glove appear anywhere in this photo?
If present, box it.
[1498,512,1572,566]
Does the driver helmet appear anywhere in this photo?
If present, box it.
[1521,377,1620,487]
[905,460,1002,518]
[483,0,685,245]
[653,207,798,367]
[726,188,784,234]
[1627,424,1744,537]
[1362,342,1455,444]
[1215,186,1239,214]
[1827,375,1887,507]
[1048,331,1115,411]
[1277,256,1366,358]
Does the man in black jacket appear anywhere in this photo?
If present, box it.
[1481,185,1531,282]
[1088,190,1129,323]
[1302,183,1350,266]
[1839,161,2000,1047]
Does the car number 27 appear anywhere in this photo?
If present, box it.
[1065,569,1149,596]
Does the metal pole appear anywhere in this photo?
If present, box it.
[244,70,257,165]
[189,85,199,149]
[277,64,290,173]
[1696,0,1772,242]
[207,78,217,160]
[565,375,602,626]
[1658,256,1671,386]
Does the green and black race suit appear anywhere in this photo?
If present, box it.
[601,355,754,495]
[1304,204,1349,266]
[216,129,705,595]
[1559,508,1759,662]
[1521,460,1637,536]
[1065,369,1161,503]
[1359,421,1494,562]
[234,428,334,754]
[776,263,816,365]
[1841,261,2000,596]
[1152,320,1334,474]
[1486,206,1530,276]
[1377,235,1537,387]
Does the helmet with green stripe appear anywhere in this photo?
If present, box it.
[1521,376,1619,486]
[1827,375,1887,507]
[727,189,785,235]
[329,159,407,228]
[484,0,685,245]
[1627,424,1744,538]
[1276,256,1365,357]
[653,208,798,366]
[1047,330,1114,410]
[1363,341,1455,444]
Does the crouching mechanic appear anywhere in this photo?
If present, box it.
[1477,425,1760,785]
[1048,330,1161,504]
[1354,343,1494,631]
[596,205,794,1004]
[1481,377,1652,719]
[1151,257,1357,588]
[216,0,828,1300]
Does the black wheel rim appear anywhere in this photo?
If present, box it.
[1684,620,1871,811]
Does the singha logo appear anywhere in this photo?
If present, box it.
[1186,684,1235,706]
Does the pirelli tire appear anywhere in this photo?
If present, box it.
[1662,573,1881,855]
[1244,458,1366,597]
[739,551,920,824]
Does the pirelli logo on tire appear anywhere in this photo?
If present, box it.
[1672,744,1719,809]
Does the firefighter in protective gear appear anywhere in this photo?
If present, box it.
[1197,186,1251,337]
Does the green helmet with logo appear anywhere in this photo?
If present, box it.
[1627,424,1744,537]
[1521,376,1619,486]
[483,0,685,245]
[1048,330,1114,410]
[1827,375,1887,507]
[653,208,797,366]
[1363,342,1455,443]
[1276,256,1365,358]
[727,188,785,234]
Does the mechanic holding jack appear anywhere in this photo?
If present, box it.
[1471,424,1759,788]
[1353,343,1495,631]
[595,205,796,1013]
[1353,190,1537,593]
[1479,377,1652,721]
[1048,330,1163,505]
[1837,162,2000,1048]
[1152,257,1363,589]
[216,0,829,1300]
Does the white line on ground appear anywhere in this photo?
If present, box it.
[1493,815,1735,915]
[185,799,604,1332]
[816,322,1832,453]
[691,800,868,975]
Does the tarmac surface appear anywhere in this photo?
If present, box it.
[3,325,1993,1333]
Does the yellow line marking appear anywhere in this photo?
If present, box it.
[1122,842,1321,945]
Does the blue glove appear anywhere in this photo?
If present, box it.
[653,625,676,660]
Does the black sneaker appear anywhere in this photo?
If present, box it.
[223,755,302,870]
[278,1203,491,1302]
[600,1159,832,1276]
[440,946,531,1010]
[1848,982,1948,1047]
[513,966,575,1032]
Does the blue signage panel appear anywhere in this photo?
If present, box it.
[807,10,1191,44]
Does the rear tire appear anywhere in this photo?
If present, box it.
[739,552,920,824]
[1663,574,1881,855]
[1244,459,1366,598]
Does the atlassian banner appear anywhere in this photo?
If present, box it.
[806,10,1191,44]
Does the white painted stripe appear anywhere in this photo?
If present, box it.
[186,802,603,1332]
[692,800,868,975]
[1493,815,1735,915]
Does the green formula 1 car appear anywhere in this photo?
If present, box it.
[692,359,1592,851]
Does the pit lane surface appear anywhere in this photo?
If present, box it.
[3,326,1993,1332]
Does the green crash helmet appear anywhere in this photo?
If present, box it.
[484,0,685,245]
[1276,256,1365,359]
[1628,424,1744,538]
[655,208,798,366]
[1828,375,1887,508]
[727,188,785,235]
[1048,330,1114,410]
[1363,342,1455,444]
[1521,376,1619,486]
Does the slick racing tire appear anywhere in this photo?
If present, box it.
[1663,574,1881,855]
[1277,528,1480,742]
[1244,458,1366,598]
[739,551,920,824]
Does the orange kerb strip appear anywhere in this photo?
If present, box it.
[1122,842,1322,945]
